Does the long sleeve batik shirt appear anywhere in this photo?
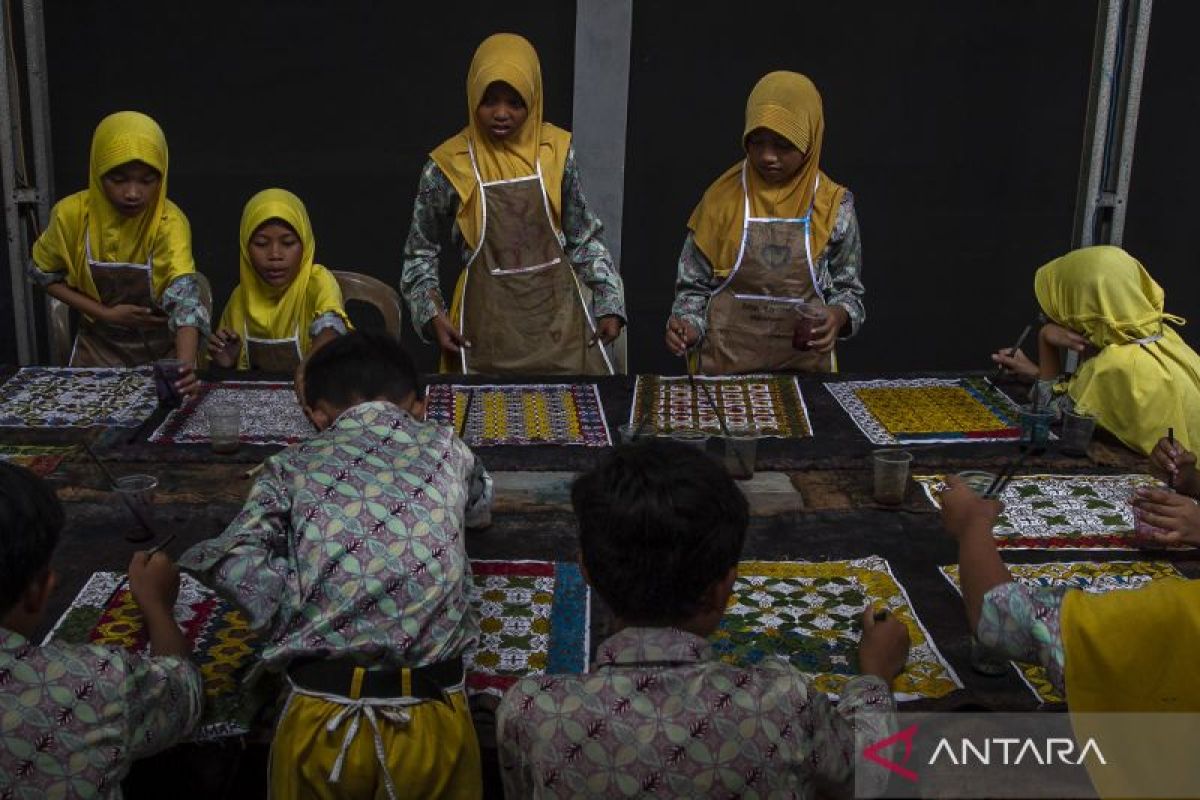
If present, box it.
[399,147,627,341]
[179,401,493,673]
[671,192,865,342]
[496,626,896,799]
[976,582,1068,695]
[0,627,201,800]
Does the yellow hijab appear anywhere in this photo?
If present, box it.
[218,189,348,369]
[689,71,846,276]
[430,33,572,251]
[1062,578,1200,797]
[32,111,190,301]
[1034,246,1200,454]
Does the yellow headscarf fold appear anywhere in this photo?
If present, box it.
[430,33,572,251]
[1062,578,1200,797]
[1034,246,1200,454]
[32,111,192,302]
[689,71,846,276]
[217,189,348,369]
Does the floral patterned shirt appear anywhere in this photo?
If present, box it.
[26,263,211,337]
[399,148,627,341]
[0,627,201,800]
[670,192,865,341]
[496,626,896,799]
[977,582,1067,695]
[179,401,493,673]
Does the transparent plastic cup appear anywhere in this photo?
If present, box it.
[957,471,998,496]
[722,434,759,480]
[671,429,709,452]
[207,406,241,454]
[873,450,913,505]
[113,474,157,542]
[1060,410,1096,455]
[1020,408,1054,448]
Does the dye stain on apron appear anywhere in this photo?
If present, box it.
[71,232,174,367]
[456,144,613,376]
[243,322,303,373]
[699,164,834,375]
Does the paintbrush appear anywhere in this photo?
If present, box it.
[1168,427,1176,490]
[993,322,1035,381]
[983,450,1030,499]
[695,380,752,476]
[82,442,160,538]
[145,533,177,557]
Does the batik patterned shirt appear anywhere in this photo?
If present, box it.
[399,147,626,341]
[179,401,493,672]
[0,627,201,800]
[496,626,896,799]
[977,582,1067,694]
[671,192,865,341]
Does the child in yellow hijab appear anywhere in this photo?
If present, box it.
[991,245,1200,455]
[28,111,206,392]
[208,189,349,372]
[666,72,865,374]
[400,33,625,375]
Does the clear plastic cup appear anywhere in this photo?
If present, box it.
[153,358,185,408]
[1060,410,1096,455]
[671,429,709,451]
[618,422,657,445]
[722,434,759,480]
[792,303,826,352]
[1019,408,1054,448]
[113,474,157,542]
[970,634,1010,676]
[873,450,913,505]
[957,471,998,496]
[207,406,241,454]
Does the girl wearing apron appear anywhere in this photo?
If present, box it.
[208,189,350,374]
[29,111,207,392]
[666,72,866,375]
[400,33,625,375]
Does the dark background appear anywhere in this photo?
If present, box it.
[2,0,1198,374]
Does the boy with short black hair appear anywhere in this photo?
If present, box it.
[181,331,492,799]
[497,439,908,798]
[0,461,201,798]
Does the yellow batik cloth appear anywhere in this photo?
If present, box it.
[31,111,195,307]
[216,188,350,369]
[1062,577,1200,798]
[688,71,846,277]
[270,686,481,800]
[1035,245,1200,455]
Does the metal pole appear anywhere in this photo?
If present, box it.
[22,0,52,232]
[1108,0,1151,244]
[0,1,37,363]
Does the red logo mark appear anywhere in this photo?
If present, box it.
[863,724,919,782]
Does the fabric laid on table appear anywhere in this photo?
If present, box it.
[425,383,611,446]
[0,367,157,428]
[150,381,315,446]
[631,374,813,438]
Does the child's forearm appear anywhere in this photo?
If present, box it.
[46,282,110,322]
[958,523,1014,631]
[142,604,191,658]
[1037,327,1063,379]
[174,326,199,365]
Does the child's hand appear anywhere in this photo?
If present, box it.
[939,475,1001,542]
[105,304,167,330]
[430,313,470,355]
[1039,322,1090,353]
[207,329,241,368]
[807,305,849,354]
[991,347,1038,381]
[175,363,200,399]
[1149,437,1200,496]
[128,551,179,617]
[1132,488,1200,546]
[590,315,623,347]
[858,607,910,683]
[664,316,698,357]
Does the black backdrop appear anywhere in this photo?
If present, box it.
[2,1,1198,373]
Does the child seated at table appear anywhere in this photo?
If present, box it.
[181,331,492,798]
[207,188,350,373]
[496,438,908,797]
[990,245,1200,455]
[29,111,205,394]
[0,461,201,797]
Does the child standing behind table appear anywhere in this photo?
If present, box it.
[181,332,492,799]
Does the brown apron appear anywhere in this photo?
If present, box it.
[71,232,173,367]
[244,322,303,373]
[698,164,834,375]
[456,145,612,376]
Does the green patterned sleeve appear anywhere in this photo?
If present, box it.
[560,147,626,322]
[400,159,459,341]
[977,582,1067,695]
[820,192,865,338]
[161,274,211,337]
[670,232,720,340]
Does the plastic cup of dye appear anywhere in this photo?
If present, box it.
[1019,407,1054,448]
[873,449,913,505]
[957,471,998,496]
[970,634,1010,677]
[722,433,759,480]
[792,303,825,352]
[617,422,658,445]
[671,429,709,452]
[112,474,157,542]
[152,358,185,409]
[1060,410,1096,456]
[206,406,241,454]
